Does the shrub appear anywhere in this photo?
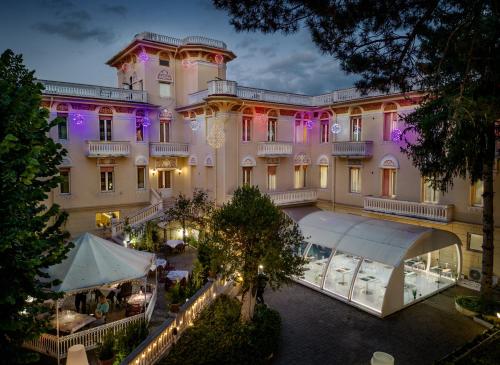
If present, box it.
[113,320,149,364]
[456,296,500,315]
[97,332,115,361]
[161,295,280,365]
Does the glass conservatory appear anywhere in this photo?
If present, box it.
[293,210,461,317]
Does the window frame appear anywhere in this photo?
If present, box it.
[159,81,172,98]
[100,167,114,192]
[320,119,329,143]
[160,119,170,143]
[137,166,146,190]
[99,118,112,141]
[294,165,307,189]
[57,114,68,141]
[242,116,252,142]
[422,177,439,204]
[471,180,484,207]
[350,116,362,142]
[267,165,277,191]
[319,165,328,189]
[383,112,398,141]
[349,167,361,193]
[159,59,170,67]
[242,166,252,185]
[59,168,70,194]
[267,117,277,142]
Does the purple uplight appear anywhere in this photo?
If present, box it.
[138,50,149,63]
[72,113,84,126]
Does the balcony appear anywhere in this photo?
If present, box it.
[364,196,454,223]
[208,80,237,96]
[86,141,130,157]
[40,80,148,103]
[150,142,189,157]
[257,142,293,157]
[332,141,373,158]
[268,189,318,207]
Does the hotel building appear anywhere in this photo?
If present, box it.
[41,32,499,292]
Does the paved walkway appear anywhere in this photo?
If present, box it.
[266,284,484,365]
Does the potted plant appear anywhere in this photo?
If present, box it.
[412,288,417,301]
[96,333,115,365]
[168,283,184,313]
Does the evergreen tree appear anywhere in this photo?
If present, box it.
[213,0,500,300]
[0,50,71,363]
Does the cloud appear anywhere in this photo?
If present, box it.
[42,0,74,16]
[34,21,115,43]
[102,5,128,16]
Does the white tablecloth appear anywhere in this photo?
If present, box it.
[165,239,184,248]
[156,258,167,268]
[127,292,153,306]
[51,310,96,334]
[166,270,189,282]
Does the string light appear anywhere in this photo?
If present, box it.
[71,113,84,126]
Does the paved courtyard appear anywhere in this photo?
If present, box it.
[266,284,484,365]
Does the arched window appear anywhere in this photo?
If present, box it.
[242,108,253,142]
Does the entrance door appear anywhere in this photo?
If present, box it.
[382,169,396,197]
[158,170,172,198]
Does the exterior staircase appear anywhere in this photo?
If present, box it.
[111,189,176,243]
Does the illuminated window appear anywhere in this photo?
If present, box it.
[99,119,112,141]
[382,168,397,197]
[136,120,144,142]
[95,211,120,228]
[267,166,277,191]
[350,116,362,142]
[267,118,277,142]
[242,117,252,142]
[320,165,328,188]
[467,233,483,252]
[160,120,170,142]
[471,180,483,207]
[59,169,70,194]
[294,165,307,189]
[137,166,145,189]
[100,167,114,192]
[159,82,171,98]
[422,177,439,203]
[242,167,252,185]
[383,112,398,141]
[158,170,172,189]
[349,167,361,193]
[57,114,68,140]
[320,120,329,143]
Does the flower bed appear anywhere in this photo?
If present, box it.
[160,295,281,365]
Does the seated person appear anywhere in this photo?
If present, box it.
[95,295,109,319]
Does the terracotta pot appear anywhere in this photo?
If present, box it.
[98,356,115,365]
[455,301,478,317]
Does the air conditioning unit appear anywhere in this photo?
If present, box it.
[469,267,482,282]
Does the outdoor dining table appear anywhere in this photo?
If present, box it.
[336,267,352,286]
[50,310,96,334]
[165,239,184,249]
[156,258,167,268]
[127,292,153,306]
[166,270,189,282]
[359,275,377,295]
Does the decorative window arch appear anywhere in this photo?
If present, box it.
[204,154,214,167]
[56,103,69,112]
[383,102,398,112]
[135,155,148,166]
[99,106,113,115]
[157,69,172,82]
[316,154,329,166]
[242,107,253,115]
[379,154,399,169]
[350,106,362,115]
[241,155,256,167]
[294,152,311,165]
[267,109,278,117]
[188,155,198,166]
[160,108,173,120]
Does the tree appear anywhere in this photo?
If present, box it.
[208,186,305,322]
[0,50,71,363]
[212,0,500,300]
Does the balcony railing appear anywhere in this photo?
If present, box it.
[268,189,318,206]
[40,80,148,103]
[187,80,403,107]
[150,142,189,157]
[332,141,373,158]
[364,196,454,223]
[86,141,130,157]
[257,142,293,157]
[136,32,227,50]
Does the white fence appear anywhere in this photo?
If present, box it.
[364,196,454,222]
[268,189,318,206]
[40,80,148,103]
[257,142,293,156]
[112,201,164,237]
[87,141,130,157]
[150,142,189,157]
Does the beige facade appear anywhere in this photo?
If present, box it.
[41,32,499,282]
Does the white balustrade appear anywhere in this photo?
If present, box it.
[364,196,454,222]
[86,141,130,157]
[207,80,237,95]
[150,142,189,157]
[112,201,164,237]
[268,189,318,206]
[332,141,373,157]
[40,80,148,103]
[136,32,227,49]
[257,142,293,156]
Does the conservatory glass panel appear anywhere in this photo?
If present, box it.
[297,241,309,257]
[323,251,361,298]
[352,259,393,312]
[303,244,332,287]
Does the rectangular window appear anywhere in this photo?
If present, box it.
[59,169,70,194]
[320,120,329,143]
[471,180,483,207]
[137,166,145,189]
[159,59,169,67]
[136,121,144,142]
[158,170,172,189]
[267,118,277,142]
[160,120,170,142]
[467,233,483,252]
[383,112,397,141]
[320,165,328,189]
[422,177,439,203]
[382,168,397,197]
[58,114,68,140]
[95,211,120,228]
[267,165,277,191]
[100,167,114,192]
[294,165,307,189]
[99,119,112,141]
[242,117,251,142]
[350,116,362,142]
[242,167,252,185]
[349,167,361,193]
[159,82,171,98]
